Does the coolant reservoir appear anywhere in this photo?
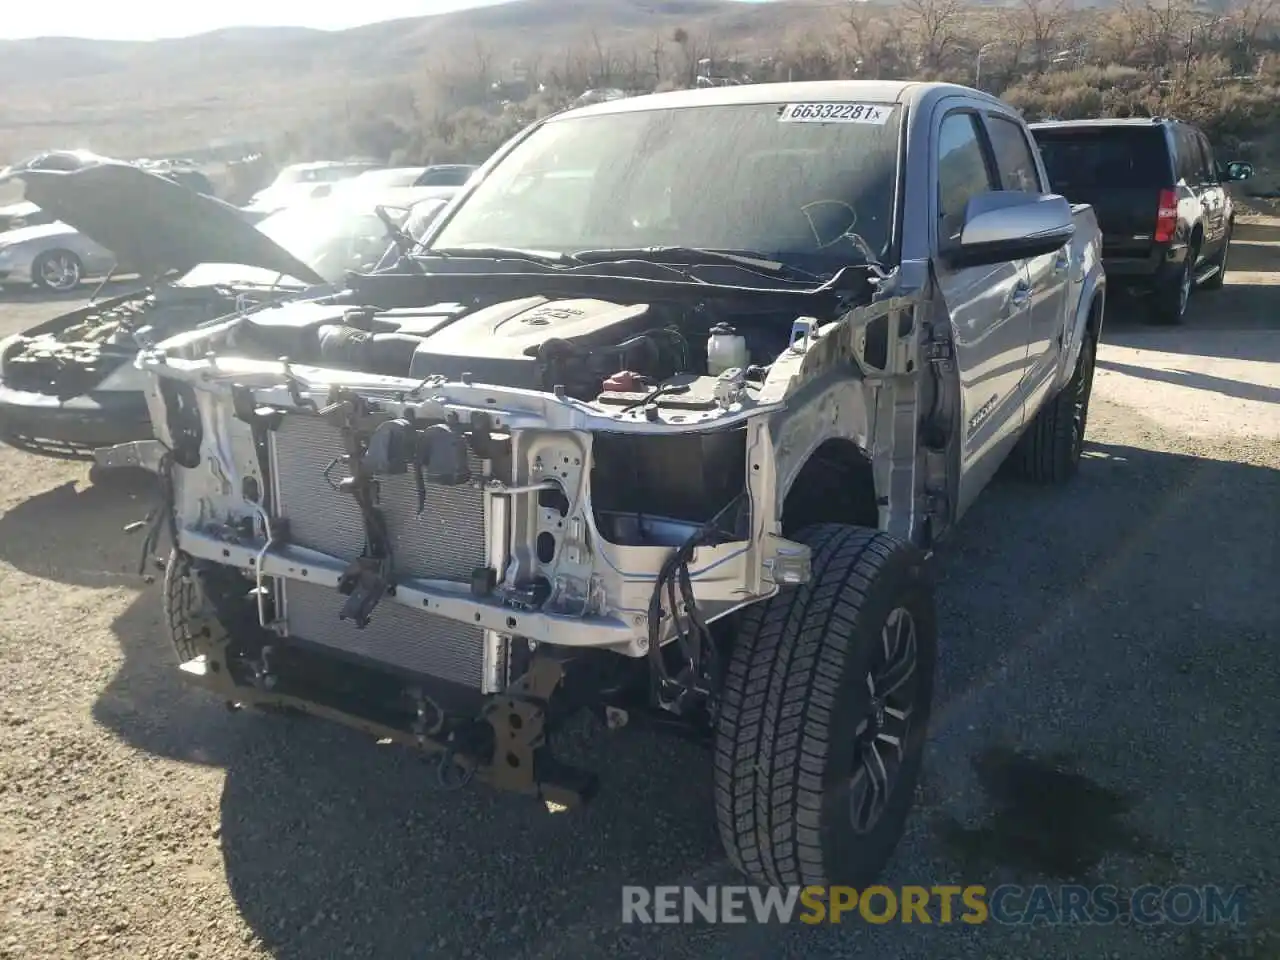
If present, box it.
[706,323,748,376]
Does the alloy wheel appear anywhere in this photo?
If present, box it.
[40,253,81,292]
[1178,260,1192,315]
[849,606,919,834]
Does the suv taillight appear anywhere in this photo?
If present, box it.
[1155,189,1178,243]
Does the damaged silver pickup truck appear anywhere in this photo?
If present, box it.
[130,82,1104,887]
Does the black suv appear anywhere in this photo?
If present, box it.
[1030,118,1253,324]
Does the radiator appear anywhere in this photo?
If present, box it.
[269,414,497,690]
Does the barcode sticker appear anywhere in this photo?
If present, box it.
[778,102,894,124]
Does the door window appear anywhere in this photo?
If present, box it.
[938,112,997,245]
[986,115,1043,193]
[1195,131,1221,184]
[1176,126,1210,184]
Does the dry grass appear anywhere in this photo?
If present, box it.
[3,0,1279,180]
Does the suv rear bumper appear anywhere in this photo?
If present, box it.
[1103,240,1190,284]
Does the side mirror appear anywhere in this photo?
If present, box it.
[945,192,1075,269]
[1224,161,1254,182]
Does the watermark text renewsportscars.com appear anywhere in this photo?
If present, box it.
[621,884,1247,926]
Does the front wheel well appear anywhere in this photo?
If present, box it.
[781,438,879,537]
[1086,289,1105,341]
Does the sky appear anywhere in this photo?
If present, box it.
[0,0,518,41]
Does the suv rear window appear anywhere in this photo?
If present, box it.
[1032,127,1171,190]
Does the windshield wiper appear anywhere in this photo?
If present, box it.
[422,245,574,267]
[374,204,418,261]
[572,247,823,280]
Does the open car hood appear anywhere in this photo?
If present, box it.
[0,153,325,285]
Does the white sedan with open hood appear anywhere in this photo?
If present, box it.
[0,153,438,465]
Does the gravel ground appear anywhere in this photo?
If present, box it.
[0,230,1278,960]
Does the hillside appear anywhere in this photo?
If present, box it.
[0,0,840,160]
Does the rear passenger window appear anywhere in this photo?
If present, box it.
[987,115,1043,193]
[1176,126,1210,183]
[938,112,996,243]
[1034,127,1170,189]
[1196,131,1220,183]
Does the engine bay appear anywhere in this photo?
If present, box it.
[216,291,814,405]
[2,284,242,397]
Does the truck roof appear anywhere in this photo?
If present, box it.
[1030,117,1175,130]
[553,80,1008,122]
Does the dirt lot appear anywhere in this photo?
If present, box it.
[0,226,1278,960]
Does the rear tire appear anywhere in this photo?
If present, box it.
[1199,225,1231,291]
[1013,330,1096,484]
[1151,252,1193,325]
[714,524,936,887]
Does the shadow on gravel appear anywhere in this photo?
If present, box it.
[1095,358,1280,405]
[936,747,1159,880]
[1233,219,1280,244]
[1090,281,1280,363]
[0,471,156,586]
[83,439,1280,960]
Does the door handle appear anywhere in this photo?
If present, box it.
[1052,250,1071,274]
[1004,280,1032,318]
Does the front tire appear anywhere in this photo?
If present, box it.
[32,250,83,293]
[714,524,936,887]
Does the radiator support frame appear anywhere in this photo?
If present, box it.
[266,413,510,693]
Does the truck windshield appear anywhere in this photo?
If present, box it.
[1033,127,1170,190]
[427,102,902,268]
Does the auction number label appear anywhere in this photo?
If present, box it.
[778,102,894,124]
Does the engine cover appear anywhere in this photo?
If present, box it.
[407,296,651,389]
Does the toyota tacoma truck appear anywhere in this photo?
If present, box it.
[132,82,1104,887]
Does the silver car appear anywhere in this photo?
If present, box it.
[0,220,116,293]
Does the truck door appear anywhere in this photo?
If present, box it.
[932,108,1033,509]
[982,109,1069,413]
[1193,129,1229,259]
[1175,124,1218,269]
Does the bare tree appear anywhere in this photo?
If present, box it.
[548,45,592,94]
[1113,0,1196,68]
[1228,0,1280,52]
[843,4,902,78]
[1017,0,1073,71]
[588,29,617,86]
[622,45,650,91]
[670,27,720,86]
[993,8,1031,84]
[470,35,494,89]
[651,32,668,86]
[899,0,965,71]
[520,51,545,91]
